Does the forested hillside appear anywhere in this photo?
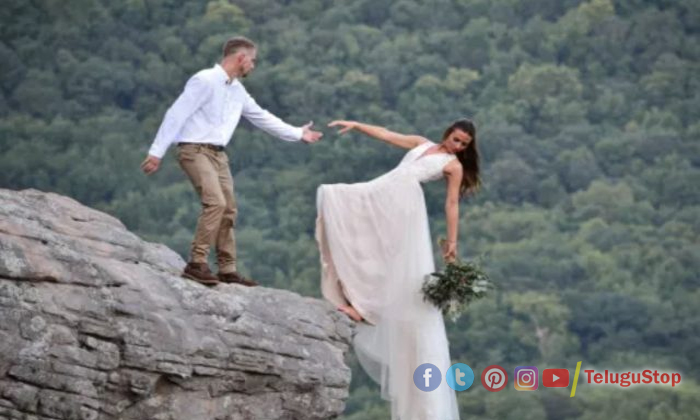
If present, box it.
[1,0,698,418]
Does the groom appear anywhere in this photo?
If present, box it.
[141,36,322,286]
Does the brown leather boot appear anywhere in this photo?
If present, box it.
[182,262,220,286]
[218,272,259,287]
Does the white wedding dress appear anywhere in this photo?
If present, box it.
[316,141,460,420]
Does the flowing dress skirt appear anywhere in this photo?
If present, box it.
[316,169,459,420]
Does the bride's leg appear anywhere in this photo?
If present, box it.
[338,304,364,322]
[318,211,367,323]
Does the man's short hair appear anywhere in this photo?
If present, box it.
[222,36,256,57]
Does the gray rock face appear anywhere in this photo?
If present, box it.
[0,189,353,420]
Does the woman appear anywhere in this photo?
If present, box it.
[316,118,480,420]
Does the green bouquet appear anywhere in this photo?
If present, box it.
[422,258,493,321]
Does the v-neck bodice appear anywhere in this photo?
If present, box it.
[396,141,457,183]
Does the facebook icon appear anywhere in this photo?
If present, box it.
[413,363,442,392]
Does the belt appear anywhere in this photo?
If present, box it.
[177,142,225,152]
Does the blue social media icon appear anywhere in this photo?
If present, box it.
[413,363,442,392]
[446,363,474,391]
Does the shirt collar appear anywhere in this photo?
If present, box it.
[214,64,238,85]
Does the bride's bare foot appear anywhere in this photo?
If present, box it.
[338,305,363,322]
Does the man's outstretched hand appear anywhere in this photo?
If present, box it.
[301,121,323,144]
[141,155,161,175]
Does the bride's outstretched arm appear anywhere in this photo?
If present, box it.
[443,160,463,262]
[328,120,426,149]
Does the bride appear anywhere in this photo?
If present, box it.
[315,118,481,420]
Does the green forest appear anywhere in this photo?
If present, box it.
[1,0,699,418]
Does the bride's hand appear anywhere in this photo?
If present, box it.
[442,241,457,263]
[328,120,357,135]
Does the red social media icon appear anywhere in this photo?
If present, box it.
[481,365,508,392]
[543,369,570,387]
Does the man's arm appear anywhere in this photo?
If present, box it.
[142,76,211,175]
[242,92,321,143]
[148,76,211,159]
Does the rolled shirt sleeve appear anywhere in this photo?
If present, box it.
[148,76,212,159]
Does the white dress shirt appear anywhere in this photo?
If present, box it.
[148,64,303,159]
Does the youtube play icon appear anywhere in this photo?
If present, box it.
[543,369,570,387]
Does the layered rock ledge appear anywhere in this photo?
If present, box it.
[0,188,352,420]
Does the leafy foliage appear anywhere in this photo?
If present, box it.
[422,259,494,321]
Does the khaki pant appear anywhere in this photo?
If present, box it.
[176,144,237,273]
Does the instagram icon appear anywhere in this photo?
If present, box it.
[514,366,539,391]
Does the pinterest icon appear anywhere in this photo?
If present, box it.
[481,365,508,392]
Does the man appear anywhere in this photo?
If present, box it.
[141,36,322,287]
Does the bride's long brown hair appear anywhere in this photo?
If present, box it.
[443,119,481,198]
